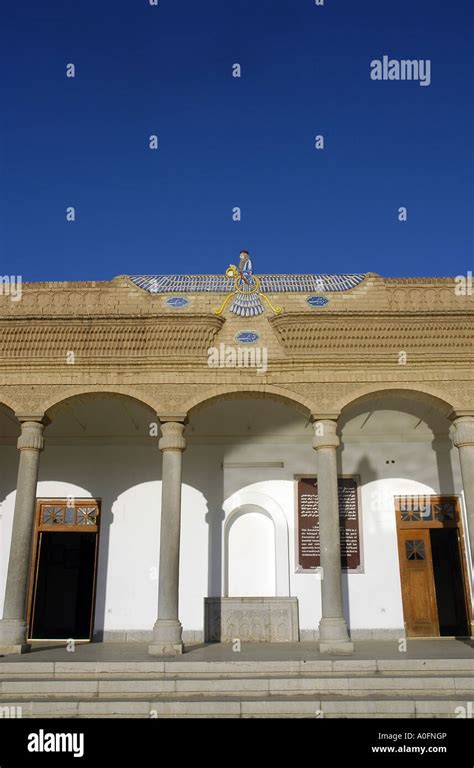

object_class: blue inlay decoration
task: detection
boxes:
[166,296,189,308]
[307,296,329,307]
[235,331,260,344]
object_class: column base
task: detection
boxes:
[0,643,31,655]
[318,617,354,655]
[148,619,183,656]
[0,619,31,655]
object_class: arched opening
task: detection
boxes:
[338,386,454,418]
[188,396,305,643]
[338,391,471,639]
[1,392,160,642]
[184,385,313,421]
[223,489,290,597]
[42,386,159,418]
[226,505,275,597]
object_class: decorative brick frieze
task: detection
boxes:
[0,316,224,362]
[269,312,474,361]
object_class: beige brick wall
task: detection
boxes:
[0,272,472,417]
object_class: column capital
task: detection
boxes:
[452,416,474,448]
[15,412,48,423]
[16,420,46,452]
[158,413,188,424]
[312,418,340,450]
[311,412,341,422]
[159,421,186,452]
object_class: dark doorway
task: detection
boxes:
[430,528,469,636]
[31,532,97,639]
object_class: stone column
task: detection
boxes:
[0,416,46,654]
[149,418,187,656]
[312,418,353,654]
[452,416,474,565]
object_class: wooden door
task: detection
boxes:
[27,499,101,641]
[397,528,439,637]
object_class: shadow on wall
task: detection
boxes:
[185,450,225,599]
[432,437,455,495]
[178,445,225,599]
[336,452,379,632]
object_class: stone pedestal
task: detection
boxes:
[205,597,299,642]
[313,418,353,655]
[149,419,186,656]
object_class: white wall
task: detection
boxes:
[0,429,467,638]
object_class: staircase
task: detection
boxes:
[0,658,472,718]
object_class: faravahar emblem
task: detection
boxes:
[213,250,282,317]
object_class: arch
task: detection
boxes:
[184,384,313,419]
[0,401,20,442]
[0,396,22,415]
[42,386,159,419]
[222,490,290,597]
[338,386,454,418]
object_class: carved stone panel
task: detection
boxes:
[204,597,299,642]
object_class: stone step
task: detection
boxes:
[1,697,471,718]
[0,658,472,678]
[0,675,472,698]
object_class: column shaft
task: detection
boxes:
[149,420,186,656]
[157,449,183,619]
[0,418,45,654]
[317,446,345,620]
[453,416,474,565]
[313,418,353,654]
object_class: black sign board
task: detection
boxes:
[297,476,360,570]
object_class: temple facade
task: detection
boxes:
[0,262,473,655]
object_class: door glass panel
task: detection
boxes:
[433,502,455,522]
[77,506,99,525]
[400,499,432,522]
[405,539,425,560]
[42,506,64,525]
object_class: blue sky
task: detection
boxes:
[2,0,473,280]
